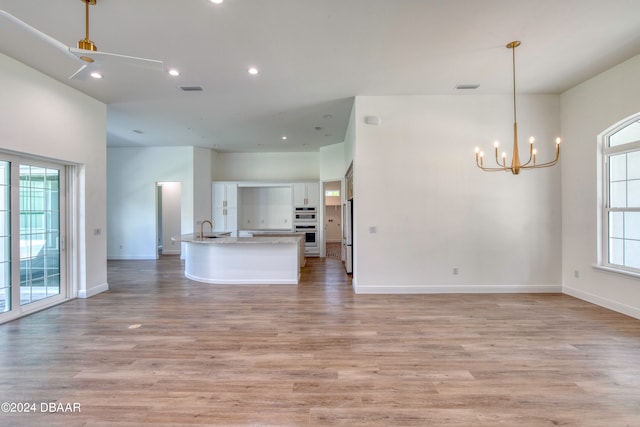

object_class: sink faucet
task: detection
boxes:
[200,220,213,239]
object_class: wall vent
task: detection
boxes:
[456,84,480,90]
[179,86,204,92]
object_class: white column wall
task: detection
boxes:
[0,53,107,297]
[194,146,213,228]
[561,54,640,319]
[352,94,562,293]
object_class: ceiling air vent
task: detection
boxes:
[179,86,204,92]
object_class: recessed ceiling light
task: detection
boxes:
[168,68,180,77]
[248,67,259,75]
[210,0,223,4]
[90,72,103,79]
[282,136,287,141]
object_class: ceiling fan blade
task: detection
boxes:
[0,10,79,62]
[1,9,164,81]
[68,63,91,80]
[68,47,163,71]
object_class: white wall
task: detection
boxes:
[561,54,640,319]
[107,146,195,259]
[0,53,107,298]
[214,152,319,181]
[344,103,356,172]
[194,146,213,227]
[353,94,562,293]
[320,143,345,181]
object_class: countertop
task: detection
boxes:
[177,233,303,245]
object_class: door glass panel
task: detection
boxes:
[0,161,10,313]
[19,165,60,306]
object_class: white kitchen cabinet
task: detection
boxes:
[293,182,319,206]
[238,186,293,230]
[212,183,238,235]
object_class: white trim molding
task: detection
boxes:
[563,285,640,320]
[78,282,109,299]
[107,255,158,260]
[353,284,562,294]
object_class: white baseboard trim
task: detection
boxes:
[563,286,640,320]
[185,272,298,285]
[78,282,109,299]
[353,284,562,294]
[107,255,158,260]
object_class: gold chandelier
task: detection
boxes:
[475,41,561,175]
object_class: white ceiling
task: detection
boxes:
[1,0,640,153]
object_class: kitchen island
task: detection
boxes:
[178,234,304,285]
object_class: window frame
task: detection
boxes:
[600,114,640,277]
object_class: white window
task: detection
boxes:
[601,114,640,275]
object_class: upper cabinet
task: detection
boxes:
[212,183,238,234]
[293,182,319,207]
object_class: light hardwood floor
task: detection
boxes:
[1,256,640,426]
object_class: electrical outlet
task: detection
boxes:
[453,267,459,275]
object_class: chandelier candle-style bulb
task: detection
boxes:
[473,41,562,175]
[474,148,485,167]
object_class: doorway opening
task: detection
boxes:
[156,182,181,257]
[323,180,342,260]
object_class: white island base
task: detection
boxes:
[182,235,303,285]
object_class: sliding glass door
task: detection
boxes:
[20,165,62,305]
[0,156,66,322]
